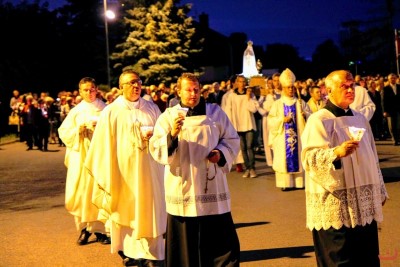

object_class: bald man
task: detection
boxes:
[301,70,388,267]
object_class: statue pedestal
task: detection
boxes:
[249,75,266,97]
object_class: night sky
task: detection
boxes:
[180,0,395,59]
[9,0,400,59]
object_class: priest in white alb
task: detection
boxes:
[85,70,166,267]
[58,77,108,245]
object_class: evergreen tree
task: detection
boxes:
[312,39,346,78]
[112,0,201,85]
[57,0,108,86]
[0,1,66,94]
[120,0,163,9]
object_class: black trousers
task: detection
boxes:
[25,123,38,149]
[165,212,240,267]
[387,112,400,143]
[38,123,50,150]
[312,220,380,267]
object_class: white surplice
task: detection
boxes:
[224,90,258,132]
[58,98,106,231]
[257,94,275,166]
[307,98,325,113]
[349,86,376,121]
[224,91,258,166]
[221,90,244,165]
[85,96,166,260]
[301,109,388,230]
[149,103,240,217]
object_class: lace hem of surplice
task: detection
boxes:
[304,148,384,230]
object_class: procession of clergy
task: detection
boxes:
[58,64,389,267]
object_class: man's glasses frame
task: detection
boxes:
[122,79,142,87]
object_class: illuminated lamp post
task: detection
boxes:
[103,0,115,88]
[349,61,358,76]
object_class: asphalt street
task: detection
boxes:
[0,140,399,267]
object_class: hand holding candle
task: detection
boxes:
[90,115,99,125]
[172,107,188,138]
[140,126,154,141]
[177,107,189,118]
[85,115,99,131]
[348,126,365,141]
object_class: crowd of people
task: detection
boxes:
[5,69,399,266]
[8,72,399,153]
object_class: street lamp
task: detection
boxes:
[349,61,358,76]
[103,0,115,89]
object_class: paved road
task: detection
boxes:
[0,140,399,267]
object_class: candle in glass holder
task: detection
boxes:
[177,107,189,118]
[348,126,365,141]
[348,126,365,165]
[86,115,99,130]
[140,126,154,153]
[140,126,154,139]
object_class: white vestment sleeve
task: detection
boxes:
[349,86,376,121]
[301,99,312,120]
[58,108,81,152]
[150,109,177,166]
[85,108,116,196]
[301,113,341,193]
[213,107,240,173]
[267,100,284,147]
[246,97,259,113]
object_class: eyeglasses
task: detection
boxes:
[340,83,355,91]
[122,79,142,87]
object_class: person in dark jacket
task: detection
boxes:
[382,73,400,145]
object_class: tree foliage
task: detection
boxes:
[264,43,301,71]
[0,1,64,92]
[312,39,345,78]
[1,0,398,98]
[111,0,202,85]
[339,0,400,74]
[263,43,310,79]
[56,0,108,85]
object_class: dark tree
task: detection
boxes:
[228,32,248,75]
[56,0,109,87]
[312,39,346,78]
[263,43,310,79]
[0,1,66,94]
[339,0,400,75]
[111,0,201,85]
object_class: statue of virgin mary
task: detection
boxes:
[242,41,259,78]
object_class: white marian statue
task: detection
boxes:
[242,41,259,78]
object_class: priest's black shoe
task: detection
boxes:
[139,259,164,267]
[77,228,92,245]
[118,250,128,260]
[95,233,111,245]
[123,257,140,266]
[281,187,293,192]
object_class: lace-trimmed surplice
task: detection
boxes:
[301,109,388,231]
